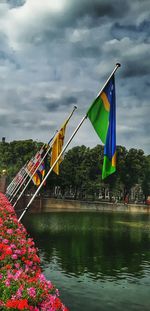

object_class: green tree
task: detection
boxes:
[0,139,149,203]
[60,145,89,199]
[0,140,42,182]
[141,155,150,201]
[119,148,146,198]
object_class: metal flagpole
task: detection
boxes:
[9,139,55,201]
[9,143,50,201]
[8,159,36,200]
[7,158,35,199]
[6,164,27,196]
[9,171,30,202]
[13,140,52,207]
[10,151,47,202]
[7,140,51,198]
[8,168,28,199]
[6,160,29,193]
[18,116,85,222]
[9,151,46,201]
[12,131,60,205]
[18,63,121,222]
[13,106,77,206]
[6,173,21,195]
[6,165,26,193]
[7,138,53,201]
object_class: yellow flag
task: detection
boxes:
[50,120,68,175]
[32,173,41,186]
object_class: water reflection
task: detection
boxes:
[23,212,150,311]
[24,212,150,281]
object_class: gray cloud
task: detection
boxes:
[122,60,150,78]
[6,0,25,8]
[45,95,78,112]
[111,20,150,41]
[0,0,149,153]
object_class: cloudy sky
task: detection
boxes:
[0,0,149,153]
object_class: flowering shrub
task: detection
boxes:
[0,193,68,311]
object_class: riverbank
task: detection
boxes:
[17,196,150,214]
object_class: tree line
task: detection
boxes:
[0,140,149,203]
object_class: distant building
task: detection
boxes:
[2,137,5,143]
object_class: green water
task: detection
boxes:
[23,212,150,311]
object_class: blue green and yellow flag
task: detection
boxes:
[87,75,116,179]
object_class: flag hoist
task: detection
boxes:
[18,63,121,222]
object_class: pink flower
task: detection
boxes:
[14,249,22,255]
[14,270,22,280]
[10,243,16,249]
[27,287,36,298]
[3,239,9,244]
[7,229,13,234]
[16,287,23,298]
[0,193,69,311]
[5,279,10,286]
[11,254,18,260]
[39,274,46,282]
[14,263,20,268]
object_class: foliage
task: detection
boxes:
[59,146,149,201]
[0,140,42,182]
[141,155,150,199]
[0,140,149,201]
[118,148,146,195]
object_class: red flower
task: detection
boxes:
[6,299,18,308]
[18,299,29,310]
[5,264,12,269]
[33,254,40,263]
[0,193,69,311]
[54,297,62,309]
[5,246,12,255]
[6,299,29,310]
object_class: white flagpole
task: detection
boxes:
[6,164,28,196]
[9,143,50,201]
[10,148,48,202]
[13,141,52,207]
[8,168,28,199]
[18,63,121,222]
[6,164,27,191]
[18,116,85,222]
[8,159,37,200]
[9,137,56,201]
[9,171,30,202]
[13,106,77,207]
[7,140,51,198]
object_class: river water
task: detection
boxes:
[23,211,150,311]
